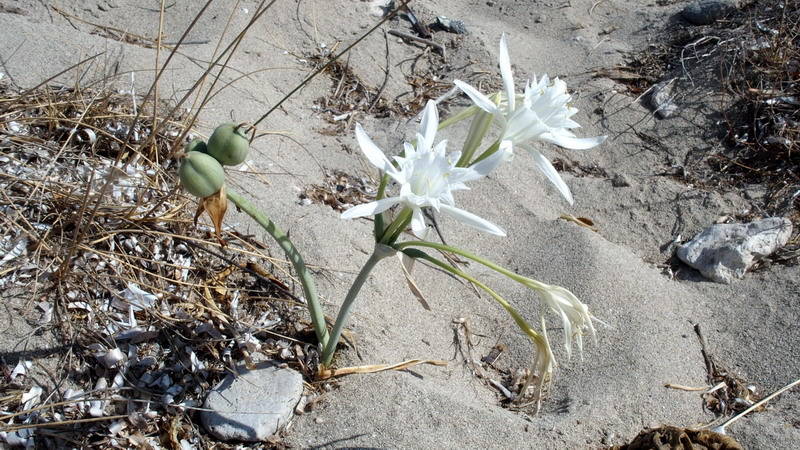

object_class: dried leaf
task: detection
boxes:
[317,359,447,379]
[558,214,599,232]
[397,252,431,311]
[197,184,228,246]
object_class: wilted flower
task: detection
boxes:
[454,34,605,204]
[524,279,597,360]
[342,100,506,237]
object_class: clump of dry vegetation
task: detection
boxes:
[716,1,799,211]
[611,0,799,265]
[0,73,312,448]
[309,52,455,135]
[299,169,377,212]
[711,0,799,264]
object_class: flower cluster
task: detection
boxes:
[455,34,605,204]
[341,100,506,238]
[338,35,605,406]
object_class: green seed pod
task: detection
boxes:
[179,151,225,198]
[207,123,250,166]
[185,138,207,154]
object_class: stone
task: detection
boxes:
[201,362,303,442]
[677,217,793,284]
[650,79,678,119]
[436,16,467,34]
[681,0,740,26]
[611,173,631,188]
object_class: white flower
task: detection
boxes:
[525,279,597,361]
[454,34,606,204]
[342,100,506,237]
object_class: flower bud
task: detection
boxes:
[207,123,250,166]
[179,151,225,198]
[185,138,207,154]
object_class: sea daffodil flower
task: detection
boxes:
[525,279,597,361]
[341,100,506,237]
[454,34,606,204]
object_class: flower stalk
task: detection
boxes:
[401,247,554,409]
[226,188,329,351]
[321,243,396,366]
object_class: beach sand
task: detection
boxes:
[0,0,797,448]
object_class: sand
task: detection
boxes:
[0,0,797,448]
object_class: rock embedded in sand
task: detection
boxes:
[650,79,678,119]
[677,217,793,284]
[201,362,303,442]
[611,173,632,188]
[436,16,467,34]
[681,0,741,26]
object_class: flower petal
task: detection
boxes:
[439,204,506,236]
[410,209,429,237]
[418,100,439,146]
[499,34,516,113]
[456,143,506,183]
[539,132,606,150]
[341,197,401,219]
[504,107,549,143]
[355,124,396,173]
[454,80,503,117]
[523,146,574,205]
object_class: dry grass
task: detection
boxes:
[0,74,316,448]
[0,1,329,446]
[607,0,799,265]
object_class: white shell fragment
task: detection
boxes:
[11,360,32,379]
[116,283,157,311]
[0,235,28,266]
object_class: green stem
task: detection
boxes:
[373,174,389,241]
[404,249,544,344]
[379,207,413,245]
[321,243,396,366]
[227,188,329,349]
[395,240,529,285]
[456,110,494,167]
[437,105,479,131]
[470,139,502,165]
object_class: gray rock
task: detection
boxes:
[650,79,678,119]
[611,173,631,187]
[436,16,467,34]
[201,362,303,442]
[677,217,793,284]
[682,0,740,26]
